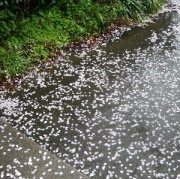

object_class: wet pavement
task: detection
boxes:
[0,120,90,179]
[1,0,180,179]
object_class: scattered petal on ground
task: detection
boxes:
[0,2,180,179]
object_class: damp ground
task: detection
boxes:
[0,1,180,178]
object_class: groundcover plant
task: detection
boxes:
[0,0,164,78]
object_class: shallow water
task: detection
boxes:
[1,1,180,179]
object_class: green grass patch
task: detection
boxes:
[0,0,165,77]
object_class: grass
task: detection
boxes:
[0,0,165,78]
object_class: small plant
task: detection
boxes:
[29,44,49,63]
[0,48,29,77]
[0,10,17,41]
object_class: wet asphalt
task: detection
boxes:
[0,1,180,179]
